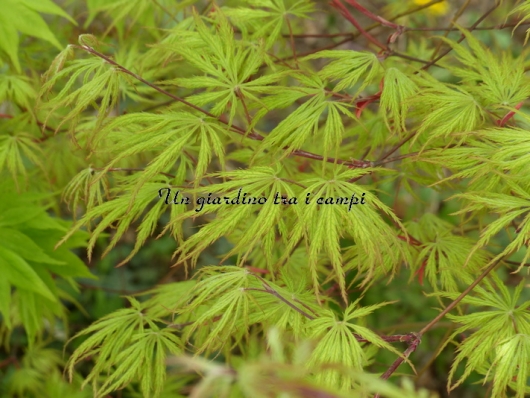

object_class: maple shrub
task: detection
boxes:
[2,0,530,397]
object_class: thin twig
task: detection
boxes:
[418,257,504,336]
[429,0,472,60]
[377,131,417,163]
[373,151,419,166]
[419,4,500,71]
[77,44,373,169]
[375,256,505,386]
[152,0,179,23]
[404,21,530,32]
[330,0,388,51]
[78,44,263,139]
[377,334,421,387]
[388,51,438,66]
[343,0,401,30]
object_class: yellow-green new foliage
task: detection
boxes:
[2,0,530,397]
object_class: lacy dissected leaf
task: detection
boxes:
[343,113,388,160]
[417,138,500,189]
[40,41,155,146]
[67,297,181,398]
[94,111,227,190]
[285,167,405,300]
[472,128,530,185]
[63,167,111,217]
[0,132,43,186]
[343,237,413,289]
[416,127,530,196]
[98,328,182,398]
[39,57,124,139]
[487,333,530,398]
[142,20,206,69]
[174,266,323,356]
[440,276,530,396]
[302,50,383,94]
[248,274,324,339]
[223,0,315,50]
[224,215,284,270]
[142,280,198,319]
[406,214,491,291]
[439,26,530,110]
[450,187,530,270]
[380,67,418,134]
[411,81,485,148]
[177,267,262,355]
[169,166,298,268]
[159,10,287,128]
[42,45,75,82]
[511,1,530,45]
[256,74,356,159]
[85,0,177,38]
[57,176,172,264]
[305,301,400,391]
[66,297,149,376]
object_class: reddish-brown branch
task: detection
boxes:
[388,50,437,66]
[78,44,260,138]
[377,131,417,163]
[373,151,419,166]
[330,0,388,51]
[77,45,372,169]
[343,0,401,30]
[277,5,526,38]
[375,257,503,386]
[397,234,422,247]
[375,334,421,397]
[277,0,448,65]
[342,0,405,45]
[418,258,503,336]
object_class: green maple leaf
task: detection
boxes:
[0,0,76,72]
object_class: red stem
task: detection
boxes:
[330,0,388,51]
[497,101,524,127]
[343,0,401,30]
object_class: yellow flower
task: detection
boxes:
[413,0,449,15]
